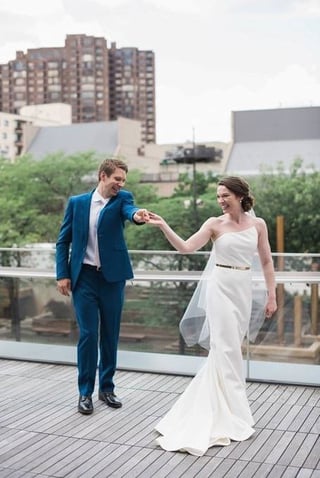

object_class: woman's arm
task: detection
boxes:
[256,218,277,318]
[147,213,214,253]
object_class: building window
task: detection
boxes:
[81,91,94,99]
[14,61,25,71]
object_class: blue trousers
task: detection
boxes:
[72,266,125,396]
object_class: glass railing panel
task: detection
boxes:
[0,275,77,346]
[120,279,207,356]
[247,279,319,367]
[0,248,319,385]
[0,246,56,270]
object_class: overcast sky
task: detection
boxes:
[0,0,319,144]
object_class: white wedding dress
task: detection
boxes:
[155,227,258,456]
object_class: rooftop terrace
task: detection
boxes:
[1,359,319,478]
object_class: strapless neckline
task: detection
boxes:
[215,226,256,243]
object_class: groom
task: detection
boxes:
[56,158,148,414]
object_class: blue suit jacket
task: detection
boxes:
[56,189,140,288]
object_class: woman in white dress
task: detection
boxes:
[147,176,277,456]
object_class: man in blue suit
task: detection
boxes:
[56,159,148,414]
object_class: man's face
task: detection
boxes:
[100,167,127,197]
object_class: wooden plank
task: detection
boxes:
[195,457,227,478]
[264,464,291,477]
[303,436,320,469]
[299,408,320,434]
[121,449,165,478]
[310,470,320,478]
[22,436,77,474]
[263,431,296,464]
[237,461,262,477]
[65,443,131,478]
[135,448,180,478]
[223,459,249,477]
[287,405,315,432]
[239,428,275,462]
[160,453,211,478]
[281,467,308,478]
[0,358,319,478]
[277,432,309,466]
[110,447,155,478]
[277,405,305,430]
[44,440,111,477]
[289,434,319,468]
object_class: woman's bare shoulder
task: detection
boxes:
[202,215,224,228]
[251,216,268,236]
[252,216,266,226]
[201,215,225,238]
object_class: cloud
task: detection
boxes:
[293,0,320,16]
[156,62,320,143]
[0,0,319,144]
[0,0,64,16]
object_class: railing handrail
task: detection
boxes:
[0,266,319,283]
[0,247,320,257]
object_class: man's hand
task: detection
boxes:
[133,209,150,223]
[57,278,71,297]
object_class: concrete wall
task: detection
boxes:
[20,103,72,126]
[232,106,320,142]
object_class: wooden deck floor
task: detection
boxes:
[0,359,319,478]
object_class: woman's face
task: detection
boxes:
[217,185,241,214]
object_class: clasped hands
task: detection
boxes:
[133,209,163,225]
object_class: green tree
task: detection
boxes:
[0,152,99,246]
[126,195,219,253]
[124,169,159,204]
[0,152,99,340]
[173,170,216,197]
[249,159,320,253]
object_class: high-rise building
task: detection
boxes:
[0,34,156,143]
[108,42,156,144]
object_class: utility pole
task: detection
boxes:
[192,127,200,228]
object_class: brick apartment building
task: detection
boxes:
[0,34,156,143]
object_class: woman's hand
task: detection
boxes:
[147,212,165,227]
[265,295,277,319]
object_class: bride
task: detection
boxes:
[147,176,277,456]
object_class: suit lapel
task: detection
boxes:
[97,195,117,227]
[81,191,94,231]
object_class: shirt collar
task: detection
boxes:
[93,189,109,205]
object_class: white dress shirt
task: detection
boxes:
[83,189,110,267]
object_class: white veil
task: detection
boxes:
[179,212,267,350]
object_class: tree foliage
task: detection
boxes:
[124,169,159,204]
[126,160,319,254]
[173,170,217,197]
[248,159,320,253]
[0,152,99,246]
[0,154,318,254]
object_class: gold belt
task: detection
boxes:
[216,263,250,271]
